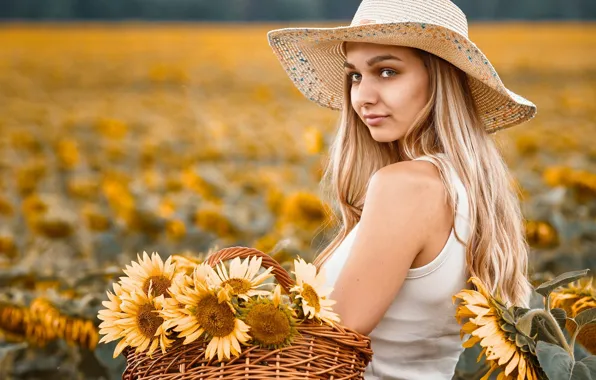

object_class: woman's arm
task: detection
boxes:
[329,160,448,336]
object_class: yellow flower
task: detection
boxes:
[167,264,251,361]
[280,192,330,230]
[160,273,195,331]
[453,277,540,380]
[524,220,559,249]
[166,219,186,241]
[170,253,203,275]
[120,252,178,298]
[0,234,18,259]
[115,290,172,358]
[98,283,125,348]
[290,258,339,325]
[194,209,236,238]
[550,277,596,354]
[240,284,297,349]
[208,256,274,301]
[0,196,15,216]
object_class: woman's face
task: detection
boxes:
[344,42,430,143]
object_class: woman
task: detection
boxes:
[267,0,537,378]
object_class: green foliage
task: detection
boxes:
[528,270,596,379]
[535,269,590,300]
[575,309,596,330]
[536,341,596,380]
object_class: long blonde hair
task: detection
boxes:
[313,48,532,308]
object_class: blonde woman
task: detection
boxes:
[268,0,537,378]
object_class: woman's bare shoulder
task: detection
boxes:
[369,159,446,198]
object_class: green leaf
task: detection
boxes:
[515,333,531,349]
[516,309,539,337]
[570,355,596,380]
[575,356,596,379]
[535,269,591,298]
[534,315,561,345]
[536,341,574,379]
[514,306,531,319]
[575,309,596,331]
[501,322,517,333]
[552,308,568,331]
[570,360,593,380]
[502,309,515,325]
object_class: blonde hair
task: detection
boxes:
[313,47,532,308]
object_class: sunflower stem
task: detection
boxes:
[568,324,580,355]
[540,310,574,359]
[519,309,573,358]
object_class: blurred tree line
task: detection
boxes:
[0,0,594,21]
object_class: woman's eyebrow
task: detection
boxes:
[343,54,403,69]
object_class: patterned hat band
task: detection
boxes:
[267,0,537,133]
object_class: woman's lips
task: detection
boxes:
[364,115,387,126]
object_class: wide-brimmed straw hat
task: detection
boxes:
[267,0,537,133]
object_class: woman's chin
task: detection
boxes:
[369,129,403,143]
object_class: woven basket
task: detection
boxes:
[122,247,373,379]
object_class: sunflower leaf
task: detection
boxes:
[515,332,531,349]
[516,309,549,339]
[552,308,568,331]
[535,316,562,345]
[575,309,596,332]
[572,356,596,380]
[514,306,531,319]
[535,269,591,299]
[570,360,594,380]
[500,322,516,333]
[536,341,574,379]
[502,309,515,325]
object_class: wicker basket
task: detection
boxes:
[121,247,373,379]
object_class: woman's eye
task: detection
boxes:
[380,69,397,77]
[348,72,361,82]
[348,69,396,83]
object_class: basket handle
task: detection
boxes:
[205,246,295,294]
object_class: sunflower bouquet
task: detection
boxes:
[453,269,596,380]
[97,247,372,379]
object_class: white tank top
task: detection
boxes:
[322,154,471,380]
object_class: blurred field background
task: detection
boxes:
[0,6,595,379]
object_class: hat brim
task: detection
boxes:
[267,21,536,133]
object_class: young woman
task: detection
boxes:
[268,0,537,378]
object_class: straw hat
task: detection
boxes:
[267,0,537,133]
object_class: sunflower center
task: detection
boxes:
[196,294,236,337]
[136,303,164,338]
[245,303,291,346]
[221,278,252,295]
[142,275,172,298]
[302,283,320,312]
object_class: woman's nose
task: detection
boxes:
[352,77,379,108]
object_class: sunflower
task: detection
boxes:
[240,284,297,349]
[160,273,195,331]
[168,263,251,361]
[208,256,274,301]
[550,277,596,354]
[453,277,541,380]
[120,251,178,298]
[290,257,339,325]
[98,282,125,350]
[114,290,173,358]
[170,253,203,275]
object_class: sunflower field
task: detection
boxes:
[0,22,595,379]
